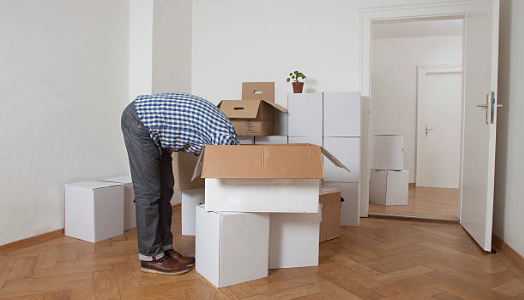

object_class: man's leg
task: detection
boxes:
[159,149,174,251]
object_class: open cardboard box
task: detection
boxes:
[172,151,205,190]
[191,144,349,213]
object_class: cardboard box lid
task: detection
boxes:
[242,82,275,102]
[218,99,287,119]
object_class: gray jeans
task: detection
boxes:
[121,102,174,261]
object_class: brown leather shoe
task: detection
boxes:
[140,255,189,275]
[164,249,195,267]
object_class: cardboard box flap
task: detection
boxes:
[320,147,351,173]
[218,100,261,119]
[201,144,324,179]
[242,82,275,102]
[261,100,288,113]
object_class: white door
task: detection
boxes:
[461,0,500,252]
[416,66,462,188]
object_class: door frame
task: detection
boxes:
[415,65,463,188]
[360,2,470,218]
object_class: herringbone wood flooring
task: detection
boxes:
[1,207,523,300]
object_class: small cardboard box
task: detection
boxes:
[181,189,205,236]
[199,144,349,213]
[269,207,320,269]
[218,99,287,136]
[319,186,341,243]
[172,151,205,190]
[242,82,275,102]
[65,181,124,243]
[102,176,135,231]
[370,169,408,206]
[195,205,269,288]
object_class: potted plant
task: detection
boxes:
[286,70,306,93]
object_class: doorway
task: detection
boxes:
[367,17,464,220]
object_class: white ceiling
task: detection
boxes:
[373,17,463,39]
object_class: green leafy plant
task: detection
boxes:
[286,70,306,83]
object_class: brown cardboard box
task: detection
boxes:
[319,186,341,243]
[242,82,275,102]
[218,99,287,136]
[172,152,205,190]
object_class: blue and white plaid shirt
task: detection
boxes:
[134,93,238,154]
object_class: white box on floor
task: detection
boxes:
[370,169,409,206]
[323,137,360,183]
[288,136,323,147]
[373,135,404,170]
[287,93,323,137]
[65,181,124,243]
[237,136,255,145]
[269,208,320,269]
[195,205,270,288]
[181,189,205,236]
[102,176,135,231]
[323,92,361,137]
[324,182,359,226]
[254,135,288,144]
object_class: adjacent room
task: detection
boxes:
[1,0,523,299]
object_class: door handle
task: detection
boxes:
[477,92,502,124]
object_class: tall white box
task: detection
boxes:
[237,136,255,145]
[195,205,269,288]
[370,169,409,206]
[324,182,359,226]
[254,135,288,144]
[323,137,360,183]
[181,189,205,236]
[269,209,320,269]
[287,93,323,137]
[65,181,124,243]
[323,92,361,137]
[288,136,323,147]
[373,135,403,170]
[102,176,135,231]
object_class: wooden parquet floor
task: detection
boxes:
[1,207,523,300]
[369,186,460,220]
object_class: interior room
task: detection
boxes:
[1,0,524,299]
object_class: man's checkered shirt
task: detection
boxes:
[134,93,239,154]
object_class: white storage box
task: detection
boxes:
[254,135,288,144]
[373,135,404,170]
[288,136,323,147]
[324,181,359,226]
[102,176,135,231]
[269,208,320,269]
[287,93,323,137]
[181,189,205,236]
[323,137,360,183]
[65,181,124,243]
[237,136,255,145]
[323,92,361,137]
[195,205,269,288]
[370,169,409,206]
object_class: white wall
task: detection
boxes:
[0,0,129,246]
[371,34,463,182]
[494,0,524,258]
[129,0,154,99]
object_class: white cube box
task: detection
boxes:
[254,135,288,144]
[181,189,205,236]
[65,181,124,243]
[204,178,320,213]
[269,208,320,269]
[195,205,269,288]
[287,93,323,137]
[237,136,255,145]
[288,136,323,147]
[103,176,135,231]
[324,181,359,226]
[323,137,360,183]
[370,169,409,206]
[323,92,361,137]
[373,135,404,170]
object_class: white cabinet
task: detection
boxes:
[254,135,288,144]
[287,93,323,137]
[323,137,360,183]
[287,136,323,147]
[323,92,361,137]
